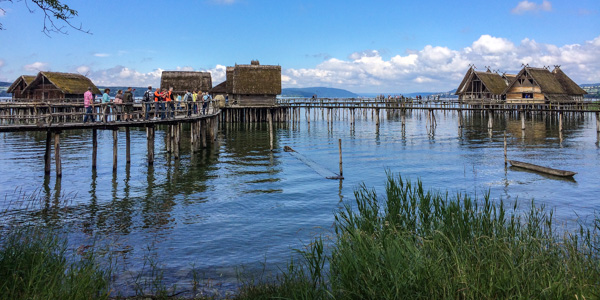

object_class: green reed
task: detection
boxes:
[238,173,600,299]
[0,226,110,300]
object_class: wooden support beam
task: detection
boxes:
[268,109,274,151]
[147,126,154,165]
[113,129,118,172]
[92,129,97,169]
[45,130,51,174]
[126,127,131,164]
[54,131,62,177]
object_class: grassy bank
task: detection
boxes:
[238,173,600,299]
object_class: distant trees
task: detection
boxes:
[0,0,89,35]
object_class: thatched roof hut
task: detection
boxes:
[7,75,36,99]
[230,63,281,95]
[455,67,513,102]
[502,66,586,103]
[22,72,101,100]
[160,71,212,94]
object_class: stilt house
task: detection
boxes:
[21,72,101,100]
[224,60,281,106]
[503,66,586,104]
[455,67,513,104]
[160,71,212,95]
[7,75,36,99]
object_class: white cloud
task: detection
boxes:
[0,59,4,68]
[76,65,90,75]
[472,35,515,54]
[281,34,600,92]
[85,65,225,88]
[23,62,49,72]
[94,53,110,57]
[511,0,552,14]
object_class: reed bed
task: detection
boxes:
[238,173,600,299]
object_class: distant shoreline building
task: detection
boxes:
[456,65,586,105]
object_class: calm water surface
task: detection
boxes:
[1,108,599,295]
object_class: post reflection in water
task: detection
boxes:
[0,109,598,295]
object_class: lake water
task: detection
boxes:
[1,108,599,296]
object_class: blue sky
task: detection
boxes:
[0,0,599,93]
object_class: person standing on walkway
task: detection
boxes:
[202,92,208,115]
[143,86,153,120]
[83,87,94,123]
[167,87,175,118]
[154,88,163,120]
[102,88,111,122]
[123,87,134,121]
[114,90,123,121]
[192,90,198,115]
[183,90,192,117]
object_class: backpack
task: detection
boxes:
[143,90,151,102]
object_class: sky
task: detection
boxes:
[0,0,599,93]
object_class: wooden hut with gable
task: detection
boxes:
[225,60,281,106]
[22,72,101,100]
[455,67,513,104]
[7,75,37,99]
[160,71,212,95]
[502,66,586,104]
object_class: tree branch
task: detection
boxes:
[0,0,91,35]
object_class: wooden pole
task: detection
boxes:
[521,111,526,131]
[201,119,207,148]
[147,126,154,165]
[268,109,274,151]
[54,131,61,177]
[504,130,507,166]
[125,127,131,164]
[44,130,51,174]
[174,123,180,160]
[558,111,563,132]
[487,110,493,129]
[113,129,118,172]
[338,139,343,177]
[92,129,97,169]
[596,112,600,132]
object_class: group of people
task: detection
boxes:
[143,86,213,120]
[83,86,135,123]
[83,86,215,123]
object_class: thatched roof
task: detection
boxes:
[477,72,509,95]
[23,72,101,94]
[160,71,212,94]
[230,63,281,95]
[225,67,234,94]
[210,81,227,94]
[455,68,510,95]
[502,67,585,96]
[7,75,36,93]
[552,67,587,95]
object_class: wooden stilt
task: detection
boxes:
[174,123,180,160]
[54,131,61,177]
[504,130,507,166]
[521,112,526,131]
[268,109,274,151]
[45,130,51,174]
[338,139,343,177]
[92,129,97,169]
[559,111,563,132]
[201,120,207,148]
[488,110,493,129]
[113,129,118,172]
[147,126,154,165]
[125,127,131,164]
[596,112,600,132]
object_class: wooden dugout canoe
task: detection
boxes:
[508,160,576,177]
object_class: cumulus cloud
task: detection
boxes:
[282,34,600,92]
[94,53,110,57]
[511,0,552,14]
[76,65,90,75]
[24,62,49,72]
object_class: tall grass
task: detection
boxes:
[238,173,600,299]
[0,226,110,300]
